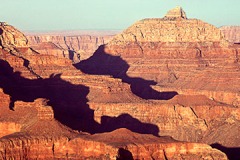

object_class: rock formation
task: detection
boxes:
[0,22,28,48]
[0,128,227,159]
[78,6,240,106]
[75,6,240,159]
[164,6,187,19]
[0,59,227,159]
[89,96,240,145]
[27,34,115,62]
[220,26,240,43]
[1,6,239,159]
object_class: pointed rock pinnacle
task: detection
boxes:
[164,6,187,19]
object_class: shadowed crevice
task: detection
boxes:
[116,148,134,160]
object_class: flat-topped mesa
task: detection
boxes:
[80,6,240,106]
[164,6,187,19]
[107,6,228,47]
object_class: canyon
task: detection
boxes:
[26,31,116,63]
[0,6,240,160]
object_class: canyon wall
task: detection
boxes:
[77,7,240,107]
[74,7,240,159]
[0,128,227,160]
[220,26,240,43]
[27,34,115,62]
[89,98,240,146]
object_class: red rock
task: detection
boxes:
[220,26,240,43]
[0,7,238,159]
[0,22,28,48]
[0,129,227,159]
[89,95,240,145]
[85,6,240,106]
[27,34,114,61]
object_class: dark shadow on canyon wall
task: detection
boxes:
[74,45,178,100]
[0,28,3,35]
[116,148,134,160]
[68,50,75,61]
[0,59,96,132]
[211,143,240,160]
[0,59,160,136]
[100,114,159,137]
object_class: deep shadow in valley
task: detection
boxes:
[116,148,134,160]
[0,59,94,132]
[211,143,240,160]
[74,45,178,100]
[0,59,159,136]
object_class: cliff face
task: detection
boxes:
[74,7,240,158]
[78,6,240,107]
[220,26,240,43]
[0,128,227,160]
[27,34,114,62]
[0,88,227,159]
[0,22,28,48]
[89,98,240,146]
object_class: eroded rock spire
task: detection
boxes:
[164,6,187,19]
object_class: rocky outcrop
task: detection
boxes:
[164,6,187,19]
[0,98,72,138]
[0,22,28,48]
[220,26,240,43]
[0,128,227,160]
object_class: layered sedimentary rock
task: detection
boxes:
[220,26,240,43]
[0,82,227,159]
[89,95,240,146]
[0,7,238,159]
[0,89,227,159]
[165,6,187,19]
[0,20,141,133]
[0,128,227,160]
[75,7,240,159]
[27,34,115,62]
[78,6,240,106]
[0,22,28,48]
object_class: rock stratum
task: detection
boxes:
[78,6,240,107]
[26,33,115,63]
[0,6,239,159]
[220,26,240,44]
